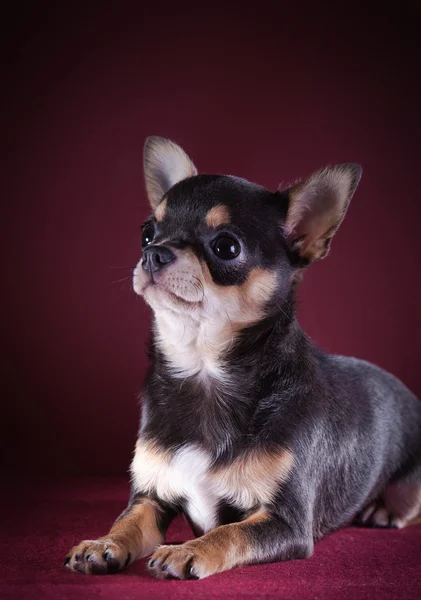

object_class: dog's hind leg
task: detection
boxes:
[382,479,421,528]
[355,466,421,529]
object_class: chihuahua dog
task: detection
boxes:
[65,137,421,579]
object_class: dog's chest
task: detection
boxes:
[131,443,227,533]
[130,439,294,534]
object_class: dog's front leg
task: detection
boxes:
[64,495,174,574]
[148,509,313,580]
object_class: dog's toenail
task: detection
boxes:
[106,558,121,574]
[188,564,198,579]
[103,550,110,561]
[63,556,70,566]
[74,554,80,561]
[124,553,131,568]
[85,554,92,561]
[149,559,156,567]
[161,563,168,571]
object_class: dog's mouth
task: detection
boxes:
[133,251,205,311]
[141,280,203,310]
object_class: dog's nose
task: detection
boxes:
[142,245,176,273]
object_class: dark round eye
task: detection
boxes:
[212,236,241,260]
[142,225,155,247]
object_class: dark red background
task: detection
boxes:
[3,2,421,477]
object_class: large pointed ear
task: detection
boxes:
[283,163,362,263]
[143,136,198,209]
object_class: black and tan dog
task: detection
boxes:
[65,137,421,579]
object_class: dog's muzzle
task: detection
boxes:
[142,245,176,273]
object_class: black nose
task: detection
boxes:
[142,245,176,273]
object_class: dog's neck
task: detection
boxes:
[143,301,313,456]
[151,289,299,389]
[144,306,312,456]
[152,304,292,386]
[152,309,241,386]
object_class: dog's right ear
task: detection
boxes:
[143,136,198,209]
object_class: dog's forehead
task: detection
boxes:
[155,175,272,232]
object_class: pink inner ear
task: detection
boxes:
[286,183,345,241]
[282,164,361,262]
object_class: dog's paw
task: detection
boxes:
[64,539,132,574]
[354,503,402,529]
[148,542,218,580]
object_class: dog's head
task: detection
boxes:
[133,137,361,364]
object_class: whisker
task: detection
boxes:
[109,265,137,270]
[190,282,204,299]
[255,282,293,317]
[192,276,204,292]
[111,276,132,284]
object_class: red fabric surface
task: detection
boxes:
[2,478,420,600]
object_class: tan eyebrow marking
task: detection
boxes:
[205,205,231,228]
[155,198,168,222]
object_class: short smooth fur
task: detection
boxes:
[65,136,421,579]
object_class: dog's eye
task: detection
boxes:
[212,235,241,260]
[142,225,155,247]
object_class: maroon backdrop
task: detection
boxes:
[3,3,421,476]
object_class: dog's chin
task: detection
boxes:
[142,282,202,314]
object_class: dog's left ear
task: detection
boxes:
[143,136,198,209]
[283,163,362,263]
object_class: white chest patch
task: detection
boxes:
[131,442,218,533]
[130,439,294,534]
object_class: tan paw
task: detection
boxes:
[148,541,223,580]
[64,539,132,574]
